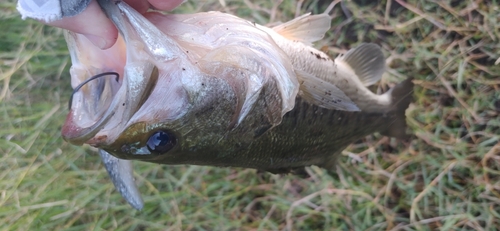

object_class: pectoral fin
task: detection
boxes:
[296,69,360,111]
[272,13,331,46]
[337,43,386,86]
[99,149,144,210]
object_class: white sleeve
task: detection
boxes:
[17,0,91,22]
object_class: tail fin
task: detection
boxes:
[380,77,414,139]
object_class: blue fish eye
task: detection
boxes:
[147,130,176,154]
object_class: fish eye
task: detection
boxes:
[146,130,177,154]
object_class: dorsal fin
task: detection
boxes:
[337,43,386,86]
[295,69,360,111]
[272,13,331,46]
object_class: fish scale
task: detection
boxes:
[227,97,400,172]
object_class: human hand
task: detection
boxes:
[17,0,185,49]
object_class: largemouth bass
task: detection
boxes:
[62,0,413,209]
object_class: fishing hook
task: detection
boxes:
[68,72,120,110]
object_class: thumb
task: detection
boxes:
[47,0,118,49]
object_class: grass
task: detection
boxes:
[1,0,499,230]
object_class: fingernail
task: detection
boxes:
[84,34,108,49]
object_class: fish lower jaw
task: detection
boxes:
[61,108,112,145]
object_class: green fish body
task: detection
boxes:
[62,0,413,209]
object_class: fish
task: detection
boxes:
[61,0,413,210]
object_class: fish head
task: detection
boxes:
[62,1,299,164]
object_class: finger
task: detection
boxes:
[47,0,118,49]
[148,0,185,11]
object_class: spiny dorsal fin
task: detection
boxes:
[295,69,360,111]
[272,13,331,46]
[338,43,386,86]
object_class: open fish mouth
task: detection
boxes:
[61,14,159,146]
[62,70,123,146]
[61,31,124,145]
[61,56,158,148]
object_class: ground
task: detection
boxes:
[1,0,499,230]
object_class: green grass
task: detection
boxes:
[1,0,499,230]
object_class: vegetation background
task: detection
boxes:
[1,0,499,230]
